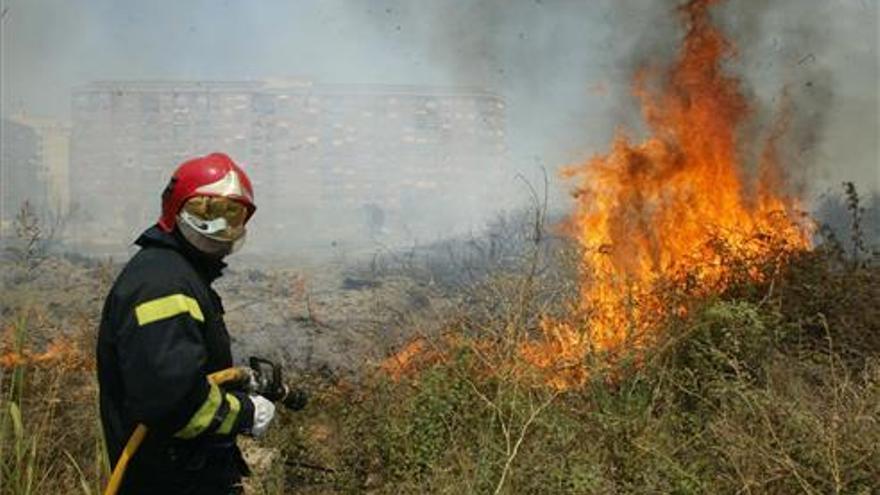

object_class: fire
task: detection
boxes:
[521,0,811,389]
[1,325,92,372]
[379,338,430,381]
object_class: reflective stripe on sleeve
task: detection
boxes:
[216,393,242,435]
[135,294,205,326]
[174,382,222,439]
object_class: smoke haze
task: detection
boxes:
[2,0,877,235]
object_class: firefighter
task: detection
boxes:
[97,153,274,494]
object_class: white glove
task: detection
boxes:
[248,395,276,438]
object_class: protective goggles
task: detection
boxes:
[178,195,248,242]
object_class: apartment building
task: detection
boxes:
[0,115,70,238]
[70,80,508,252]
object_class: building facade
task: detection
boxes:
[70,80,509,253]
[0,116,69,238]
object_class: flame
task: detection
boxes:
[379,334,480,382]
[379,338,431,381]
[1,325,92,372]
[521,0,811,389]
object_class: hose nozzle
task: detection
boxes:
[248,356,308,410]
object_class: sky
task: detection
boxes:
[2,0,878,204]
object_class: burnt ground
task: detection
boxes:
[1,209,552,381]
[0,249,456,381]
[217,259,455,379]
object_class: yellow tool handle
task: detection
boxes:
[103,366,251,495]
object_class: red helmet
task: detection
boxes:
[158,153,256,232]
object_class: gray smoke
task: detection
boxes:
[344,0,876,205]
[2,0,877,212]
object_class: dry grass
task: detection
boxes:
[263,252,878,494]
[1,192,878,494]
[0,310,104,495]
[260,192,879,494]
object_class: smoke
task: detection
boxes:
[707,0,829,199]
[701,1,873,197]
[2,0,877,224]
[345,0,876,204]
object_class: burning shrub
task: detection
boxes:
[521,0,813,389]
[284,257,877,493]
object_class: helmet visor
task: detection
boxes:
[179,195,248,242]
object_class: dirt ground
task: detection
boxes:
[0,248,449,381]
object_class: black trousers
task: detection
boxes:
[119,441,248,495]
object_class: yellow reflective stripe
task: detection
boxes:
[174,383,222,439]
[216,393,241,435]
[135,294,204,326]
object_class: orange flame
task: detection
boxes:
[521,0,811,389]
[379,333,479,382]
[379,338,430,381]
[1,325,92,372]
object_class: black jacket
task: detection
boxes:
[97,226,254,494]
